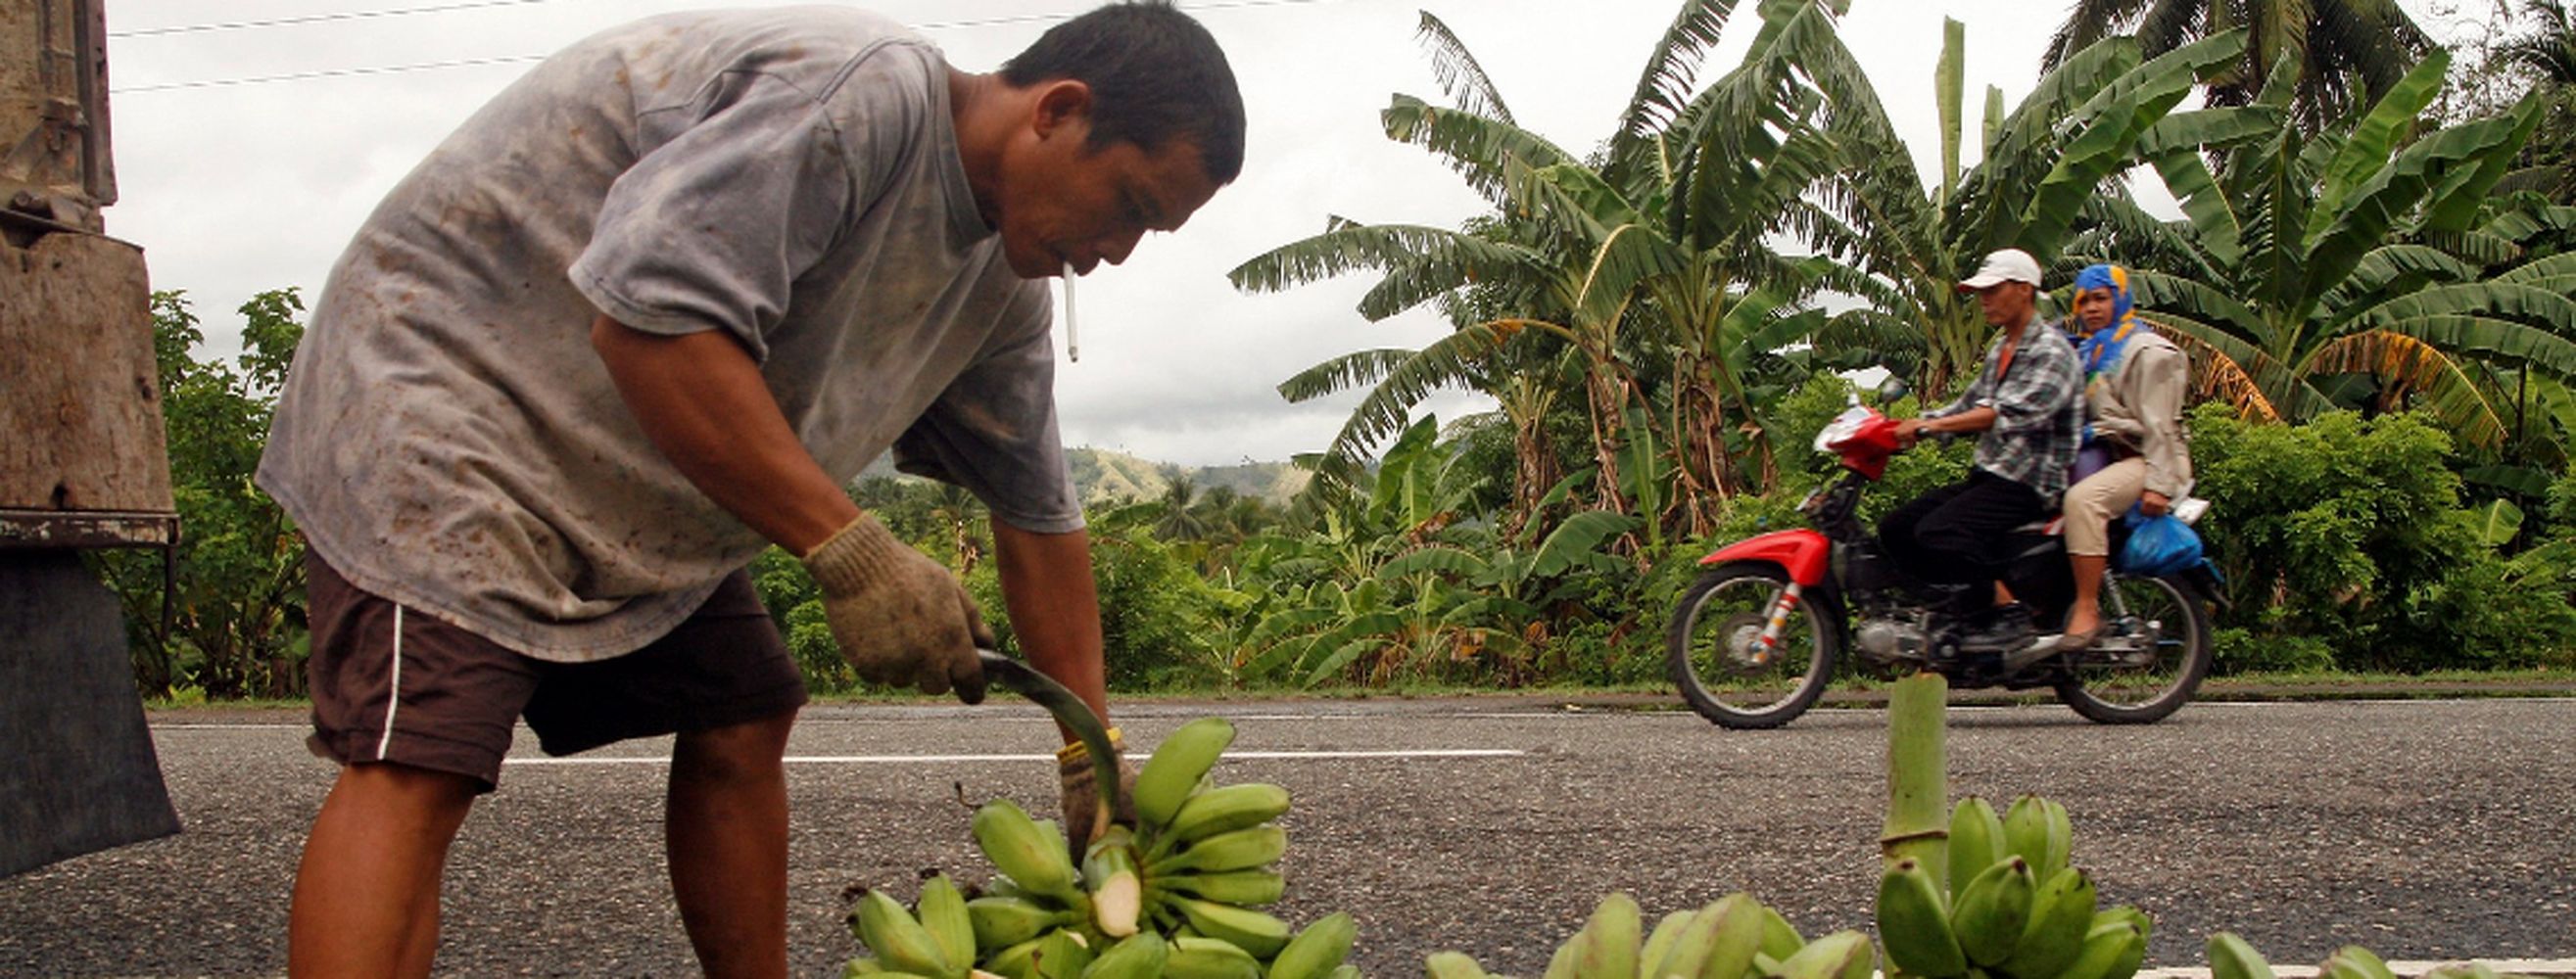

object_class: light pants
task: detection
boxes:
[2064,456,2148,557]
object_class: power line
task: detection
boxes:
[120,54,547,93]
[113,0,1341,95]
[113,0,551,38]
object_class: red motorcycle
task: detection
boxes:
[1665,400,2217,728]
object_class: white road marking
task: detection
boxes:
[2135,962,2576,979]
[504,748,1525,767]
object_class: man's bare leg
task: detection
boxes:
[667,709,798,979]
[290,762,480,979]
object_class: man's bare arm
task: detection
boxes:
[992,522,1108,725]
[589,315,859,555]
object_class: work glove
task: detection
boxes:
[801,514,989,703]
[1057,728,1138,856]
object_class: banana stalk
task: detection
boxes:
[1883,674,1951,890]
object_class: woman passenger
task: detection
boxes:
[2058,264,2192,649]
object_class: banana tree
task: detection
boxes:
[1792,20,2248,399]
[2091,53,2576,447]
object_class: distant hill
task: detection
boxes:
[859,447,1308,507]
[1065,447,1308,507]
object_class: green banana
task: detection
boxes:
[845,957,883,977]
[1950,858,2035,967]
[1947,798,2007,904]
[1545,934,1588,979]
[1164,935,1264,979]
[1169,896,1293,958]
[1148,825,1289,875]
[1877,858,1967,978]
[853,890,961,979]
[1426,951,1494,979]
[1079,932,1168,979]
[975,800,1082,903]
[2041,800,2075,879]
[1571,893,1642,979]
[1640,909,1697,979]
[1083,827,1145,938]
[2056,919,2145,979]
[1134,718,1237,830]
[1156,868,1287,907]
[1271,912,1360,979]
[1998,867,2095,979]
[916,875,974,968]
[981,937,1047,979]
[2207,932,2276,979]
[1775,931,1875,979]
[1327,966,1361,979]
[1756,906,1805,965]
[968,897,1075,952]
[1647,894,1763,979]
[1034,929,1097,979]
[2000,798,2068,882]
[2092,907,2151,944]
[2322,946,2401,979]
[1157,782,1293,849]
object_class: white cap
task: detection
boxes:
[1955,248,2043,292]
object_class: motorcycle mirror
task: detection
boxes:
[1873,375,1911,404]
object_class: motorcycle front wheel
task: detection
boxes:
[2053,573,2213,723]
[1667,563,1840,729]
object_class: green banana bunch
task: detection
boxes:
[1876,858,1966,978]
[1950,857,2035,967]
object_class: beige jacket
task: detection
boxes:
[2083,329,2194,498]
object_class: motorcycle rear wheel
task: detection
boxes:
[2053,574,2213,723]
[1667,563,1839,729]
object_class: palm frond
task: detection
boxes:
[1413,12,1515,124]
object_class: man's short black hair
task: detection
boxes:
[1002,1,1246,185]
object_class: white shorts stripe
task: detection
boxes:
[376,605,405,760]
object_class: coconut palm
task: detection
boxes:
[2042,0,2435,131]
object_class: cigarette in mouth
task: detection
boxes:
[1063,261,1079,362]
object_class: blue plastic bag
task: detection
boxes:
[2118,507,2203,577]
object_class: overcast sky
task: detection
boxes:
[99,0,2491,467]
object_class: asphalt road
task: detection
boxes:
[2,696,2570,978]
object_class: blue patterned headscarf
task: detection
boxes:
[2074,263,2142,382]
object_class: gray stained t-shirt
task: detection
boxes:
[257,8,1080,662]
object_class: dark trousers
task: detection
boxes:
[1878,470,2047,605]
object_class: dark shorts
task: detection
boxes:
[303,551,808,791]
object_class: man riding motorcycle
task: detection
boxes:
[1878,249,2084,650]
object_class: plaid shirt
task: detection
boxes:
[1926,315,2083,496]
